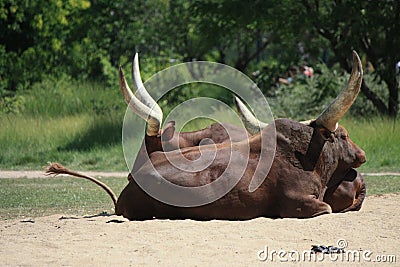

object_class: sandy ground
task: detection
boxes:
[1,194,399,266]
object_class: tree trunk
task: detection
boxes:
[387,75,399,118]
[360,80,388,115]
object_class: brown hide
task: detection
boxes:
[324,169,366,212]
[116,118,366,220]
[130,121,249,176]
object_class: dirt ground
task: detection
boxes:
[1,194,399,266]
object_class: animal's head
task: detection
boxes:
[236,51,366,171]
[312,51,366,170]
[318,124,366,189]
[325,125,366,169]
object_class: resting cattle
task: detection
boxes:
[234,94,366,213]
[118,54,249,176]
[123,53,355,209]
[47,51,366,220]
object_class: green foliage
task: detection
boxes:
[0,70,398,171]
[0,0,92,90]
[158,83,235,116]
[0,95,25,114]
[18,75,122,117]
[1,0,399,116]
[266,63,386,120]
[0,76,127,171]
[350,72,390,117]
[292,0,400,116]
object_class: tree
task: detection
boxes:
[191,0,400,117]
[0,0,91,92]
[191,0,275,71]
[298,0,400,117]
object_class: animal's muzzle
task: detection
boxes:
[353,150,366,168]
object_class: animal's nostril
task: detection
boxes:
[357,152,366,163]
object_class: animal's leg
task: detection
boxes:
[324,183,354,212]
[341,176,366,212]
[280,195,332,218]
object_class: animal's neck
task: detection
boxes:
[145,135,162,154]
[295,127,327,171]
[315,138,342,188]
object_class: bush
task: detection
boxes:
[265,63,387,120]
[0,75,123,118]
[0,95,25,115]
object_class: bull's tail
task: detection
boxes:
[45,162,118,208]
[341,175,366,212]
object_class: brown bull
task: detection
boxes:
[234,93,367,213]
[121,54,365,213]
[118,54,249,175]
[47,51,366,220]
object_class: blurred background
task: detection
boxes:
[0,0,399,171]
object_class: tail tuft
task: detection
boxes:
[45,162,70,176]
[44,162,118,208]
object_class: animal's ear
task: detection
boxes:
[161,121,175,141]
[318,127,335,143]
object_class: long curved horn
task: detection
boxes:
[235,96,314,134]
[234,96,268,135]
[132,53,163,116]
[315,51,363,132]
[119,66,162,136]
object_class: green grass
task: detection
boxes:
[1,114,399,172]
[0,177,127,220]
[21,77,123,117]
[364,175,400,195]
[341,117,400,173]
[0,175,398,220]
[0,115,126,171]
[0,76,130,170]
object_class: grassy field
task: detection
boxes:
[340,116,400,173]
[0,176,126,220]
[0,77,127,171]
[0,114,126,171]
[0,175,398,220]
[1,113,398,172]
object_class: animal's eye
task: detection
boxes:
[341,134,347,140]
